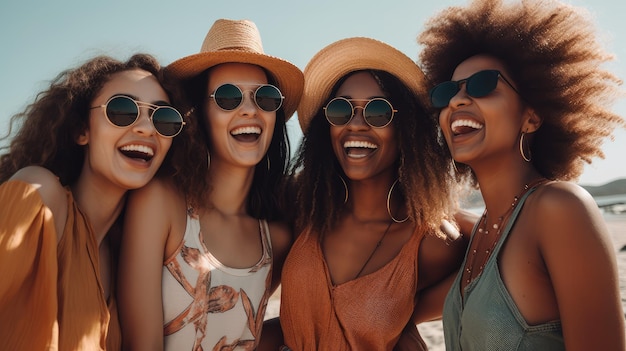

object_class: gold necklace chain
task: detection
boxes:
[463,178,547,285]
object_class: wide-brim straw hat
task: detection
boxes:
[165,19,304,119]
[297,37,429,132]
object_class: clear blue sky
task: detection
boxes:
[1,0,624,185]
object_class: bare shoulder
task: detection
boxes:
[127,177,184,216]
[10,166,68,226]
[125,178,187,241]
[10,166,66,207]
[527,181,608,246]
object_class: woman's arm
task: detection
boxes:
[536,182,625,351]
[411,209,475,322]
[118,179,180,351]
[267,221,293,294]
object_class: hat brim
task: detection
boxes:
[297,37,429,132]
[166,50,304,120]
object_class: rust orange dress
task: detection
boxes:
[279,226,427,351]
[0,180,121,351]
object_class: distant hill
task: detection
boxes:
[458,178,626,209]
[580,179,626,197]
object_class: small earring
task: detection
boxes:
[519,132,532,162]
[339,176,349,204]
[266,155,271,171]
[207,151,211,169]
[387,179,408,223]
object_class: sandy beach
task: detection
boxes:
[264,212,626,350]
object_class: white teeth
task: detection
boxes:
[120,144,154,156]
[343,140,378,149]
[231,126,261,135]
[451,119,483,132]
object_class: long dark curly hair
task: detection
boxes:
[166,67,290,221]
[418,0,625,182]
[0,53,183,185]
[290,69,456,236]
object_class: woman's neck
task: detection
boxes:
[70,177,127,246]
[346,174,397,222]
[475,165,542,218]
[204,160,255,216]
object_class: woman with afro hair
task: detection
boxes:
[418,0,626,349]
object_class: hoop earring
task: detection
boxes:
[387,179,408,223]
[519,132,532,162]
[266,155,270,171]
[339,176,349,204]
[207,151,211,169]
[452,161,459,174]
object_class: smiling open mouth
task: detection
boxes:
[344,140,378,158]
[231,126,261,142]
[119,144,154,161]
[451,119,483,136]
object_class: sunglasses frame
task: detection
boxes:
[91,95,185,138]
[209,83,285,112]
[429,69,520,108]
[323,97,398,128]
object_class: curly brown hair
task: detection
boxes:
[165,67,291,221]
[418,0,625,182]
[290,70,456,237]
[0,53,183,185]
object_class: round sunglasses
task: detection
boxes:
[324,97,397,128]
[429,69,520,108]
[91,95,185,137]
[209,83,284,112]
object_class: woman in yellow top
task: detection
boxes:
[0,53,184,350]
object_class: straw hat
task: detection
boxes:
[297,37,429,132]
[165,19,304,119]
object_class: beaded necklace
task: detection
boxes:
[463,178,547,285]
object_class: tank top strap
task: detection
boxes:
[490,183,543,258]
[259,219,273,258]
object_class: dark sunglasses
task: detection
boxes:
[91,95,185,137]
[324,97,397,128]
[209,83,284,112]
[429,69,520,108]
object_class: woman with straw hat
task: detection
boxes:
[118,19,303,351]
[273,37,473,351]
[418,0,625,349]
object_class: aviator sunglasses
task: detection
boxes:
[209,83,284,112]
[91,95,185,137]
[429,69,520,108]
[324,97,398,128]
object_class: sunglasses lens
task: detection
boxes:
[364,99,394,127]
[325,98,353,126]
[152,107,184,137]
[430,82,460,108]
[213,84,243,110]
[466,70,500,98]
[255,85,283,112]
[106,96,139,126]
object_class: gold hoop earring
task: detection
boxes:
[339,176,348,204]
[519,132,532,162]
[207,151,211,169]
[266,155,270,171]
[387,179,408,223]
